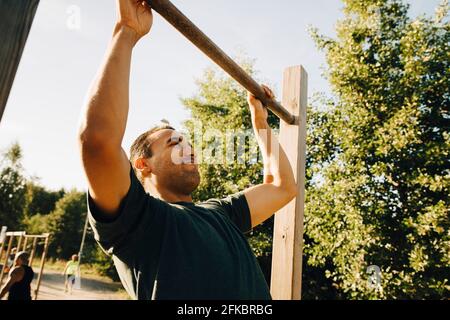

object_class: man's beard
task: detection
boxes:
[165,166,201,196]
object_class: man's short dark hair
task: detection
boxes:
[16,251,29,265]
[130,123,175,181]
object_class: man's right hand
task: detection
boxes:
[116,0,153,43]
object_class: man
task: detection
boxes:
[78,0,297,300]
[62,254,79,294]
[0,251,34,300]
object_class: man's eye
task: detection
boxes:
[170,137,181,145]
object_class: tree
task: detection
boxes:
[43,190,88,259]
[181,59,279,283]
[23,189,117,280]
[305,0,449,299]
[92,246,121,282]
[23,181,65,217]
[0,144,115,279]
[0,143,27,231]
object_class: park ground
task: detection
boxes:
[31,260,129,300]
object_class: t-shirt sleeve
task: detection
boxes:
[205,192,252,234]
[87,166,156,255]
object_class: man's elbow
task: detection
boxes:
[273,181,298,204]
[78,127,101,152]
[78,125,115,153]
[285,183,298,202]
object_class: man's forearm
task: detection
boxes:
[0,284,8,299]
[79,25,138,147]
[253,119,296,190]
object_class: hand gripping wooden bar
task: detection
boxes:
[146,0,298,125]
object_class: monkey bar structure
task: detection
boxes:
[0,230,50,300]
[1,0,306,299]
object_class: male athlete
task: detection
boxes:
[78,0,297,300]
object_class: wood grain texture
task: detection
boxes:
[146,0,297,124]
[33,234,50,300]
[270,66,307,300]
[0,234,14,286]
[0,0,40,123]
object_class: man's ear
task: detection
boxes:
[134,157,152,176]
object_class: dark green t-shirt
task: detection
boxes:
[87,168,271,300]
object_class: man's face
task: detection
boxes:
[146,129,200,196]
[14,256,24,266]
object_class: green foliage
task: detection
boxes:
[23,190,116,279]
[23,182,65,217]
[24,190,88,259]
[46,191,88,259]
[0,143,27,230]
[305,0,449,299]
[0,141,116,280]
[92,246,120,282]
[23,213,51,235]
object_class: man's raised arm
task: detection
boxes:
[78,1,152,216]
[243,85,298,228]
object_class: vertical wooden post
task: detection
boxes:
[34,234,49,300]
[22,236,28,252]
[0,235,13,285]
[270,65,307,300]
[14,232,25,272]
[16,233,23,255]
[0,235,6,268]
[29,237,38,266]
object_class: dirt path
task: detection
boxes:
[35,270,128,300]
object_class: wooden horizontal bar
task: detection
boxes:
[146,0,298,125]
[5,231,26,236]
[23,235,49,238]
[5,232,49,238]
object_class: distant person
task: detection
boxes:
[0,251,34,300]
[62,254,79,294]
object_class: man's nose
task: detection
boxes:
[181,143,194,156]
[179,138,193,152]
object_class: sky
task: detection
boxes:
[0,0,443,191]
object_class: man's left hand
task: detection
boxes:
[247,84,274,126]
